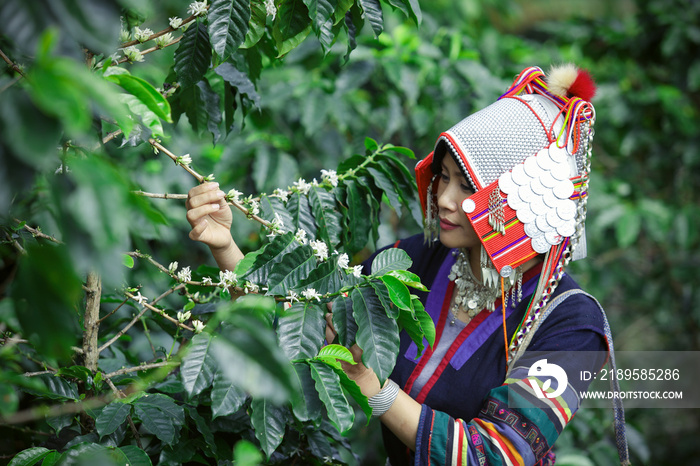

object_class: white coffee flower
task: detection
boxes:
[286,290,299,304]
[202,276,213,285]
[227,188,243,202]
[293,178,311,195]
[264,0,277,20]
[273,188,290,202]
[119,28,131,43]
[204,174,215,181]
[122,46,144,63]
[168,261,178,274]
[177,310,192,323]
[351,265,363,278]
[187,1,208,17]
[169,16,183,29]
[294,228,308,245]
[133,27,153,43]
[155,33,174,49]
[310,240,329,262]
[192,319,205,333]
[177,266,192,283]
[337,253,350,270]
[134,292,148,305]
[177,154,192,166]
[301,288,321,301]
[218,270,237,287]
[321,169,339,187]
[244,281,259,294]
[109,52,120,65]
[248,199,260,216]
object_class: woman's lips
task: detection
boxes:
[439,218,460,231]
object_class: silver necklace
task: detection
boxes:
[447,249,500,325]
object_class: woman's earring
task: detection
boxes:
[424,174,440,243]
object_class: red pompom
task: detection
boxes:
[567,69,597,101]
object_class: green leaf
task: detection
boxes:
[331,294,357,347]
[37,452,60,466]
[119,94,163,137]
[343,179,370,253]
[382,144,416,159]
[259,194,295,230]
[186,406,218,455]
[384,0,421,24]
[287,192,317,239]
[45,414,73,435]
[386,269,428,291]
[267,246,316,296]
[181,332,217,398]
[118,446,152,466]
[8,447,52,466]
[25,374,79,401]
[330,364,372,421]
[316,344,356,365]
[358,0,382,36]
[243,232,298,284]
[174,21,212,88]
[380,275,413,313]
[233,440,264,466]
[250,399,287,458]
[278,302,325,361]
[103,71,172,122]
[413,296,435,349]
[197,80,222,144]
[210,370,247,419]
[370,248,413,276]
[367,166,402,215]
[296,259,343,295]
[243,1,267,48]
[208,0,251,61]
[308,185,342,247]
[364,136,379,152]
[291,363,323,422]
[351,287,400,382]
[309,360,354,433]
[369,279,399,318]
[213,302,295,403]
[95,402,131,439]
[27,40,133,137]
[215,63,261,110]
[234,244,268,277]
[122,254,134,269]
[132,394,185,446]
[273,0,313,57]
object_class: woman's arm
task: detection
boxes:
[185,182,244,272]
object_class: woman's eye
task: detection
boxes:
[441,173,449,182]
[461,184,472,193]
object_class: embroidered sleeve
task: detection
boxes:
[414,349,607,466]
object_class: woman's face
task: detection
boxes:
[436,155,480,250]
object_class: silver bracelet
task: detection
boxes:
[367,379,400,417]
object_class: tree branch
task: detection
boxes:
[124,290,194,331]
[82,272,102,372]
[133,190,188,200]
[0,396,111,425]
[98,284,185,354]
[0,48,25,78]
[119,13,199,48]
[148,138,273,229]
[117,36,183,65]
[104,361,179,379]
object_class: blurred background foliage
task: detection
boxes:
[1,0,699,464]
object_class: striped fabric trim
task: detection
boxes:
[474,419,525,466]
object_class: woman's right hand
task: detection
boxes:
[186,182,233,251]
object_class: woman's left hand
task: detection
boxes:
[325,313,381,397]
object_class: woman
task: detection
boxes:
[186,65,629,465]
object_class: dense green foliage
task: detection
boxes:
[1,0,698,464]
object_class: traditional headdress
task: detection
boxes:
[415,64,597,357]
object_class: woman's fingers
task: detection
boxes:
[186,203,221,227]
[188,218,209,241]
[188,183,225,210]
